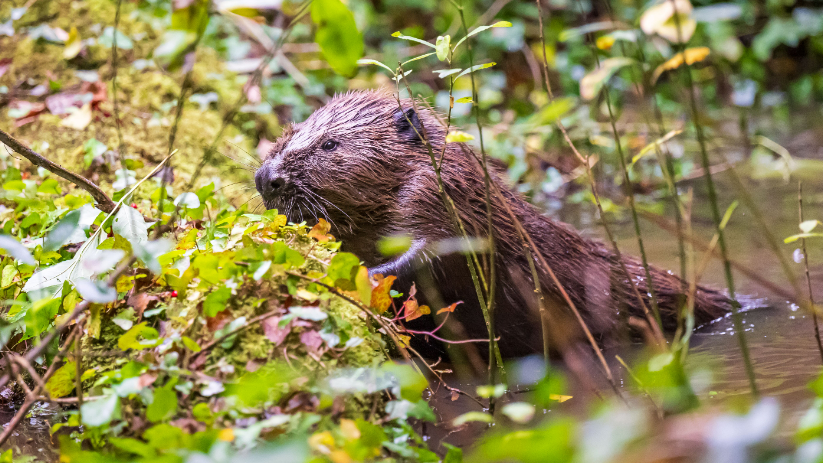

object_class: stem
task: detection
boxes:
[456,0,501,396]
[798,182,823,364]
[668,0,757,396]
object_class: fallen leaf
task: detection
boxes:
[63,26,82,60]
[61,103,93,130]
[0,58,10,78]
[300,330,324,353]
[45,92,87,115]
[262,316,291,346]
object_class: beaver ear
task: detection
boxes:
[393,108,423,143]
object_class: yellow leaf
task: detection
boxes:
[445,130,474,143]
[309,431,335,454]
[218,428,235,442]
[339,418,360,440]
[549,394,573,403]
[651,47,710,84]
[370,274,396,313]
[596,35,615,50]
[396,334,411,348]
[308,218,333,242]
[63,26,82,60]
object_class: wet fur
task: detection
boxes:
[257,90,731,357]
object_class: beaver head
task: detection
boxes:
[255,91,445,263]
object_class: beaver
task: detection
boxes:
[254,90,731,357]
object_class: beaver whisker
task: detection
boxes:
[224,140,262,168]
[217,150,258,172]
[306,189,353,225]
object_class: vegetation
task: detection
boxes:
[0,0,822,461]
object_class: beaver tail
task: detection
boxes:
[609,253,732,333]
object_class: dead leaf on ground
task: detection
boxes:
[61,103,93,130]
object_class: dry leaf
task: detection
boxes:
[579,57,636,101]
[262,316,291,346]
[61,103,93,130]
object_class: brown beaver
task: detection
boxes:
[254,90,731,357]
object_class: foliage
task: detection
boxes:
[2,0,823,462]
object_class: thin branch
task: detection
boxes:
[0,128,116,213]
[798,182,823,364]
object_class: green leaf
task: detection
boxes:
[113,205,150,244]
[530,97,575,126]
[433,68,462,79]
[83,138,108,168]
[443,443,463,463]
[401,52,436,66]
[454,96,473,104]
[37,178,61,195]
[312,0,364,77]
[44,361,76,398]
[326,252,360,286]
[382,362,427,402]
[204,285,231,318]
[476,384,506,398]
[182,336,201,352]
[81,394,121,427]
[118,322,161,351]
[501,402,535,423]
[146,384,178,423]
[455,62,496,80]
[579,57,636,101]
[452,21,512,52]
[357,59,395,74]
[271,242,305,268]
[110,437,157,458]
[435,35,450,61]
[391,31,435,48]
[452,411,493,426]
[631,129,684,164]
[173,192,200,209]
[132,239,174,274]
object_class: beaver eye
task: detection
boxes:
[321,140,338,151]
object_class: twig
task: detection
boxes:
[798,182,823,364]
[0,129,116,213]
[0,331,78,447]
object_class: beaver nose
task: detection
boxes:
[255,164,288,199]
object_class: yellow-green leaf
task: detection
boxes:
[45,361,76,398]
[445,131,474,143]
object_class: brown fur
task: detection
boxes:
[255,90,731,357]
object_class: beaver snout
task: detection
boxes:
[255,163,288,201]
